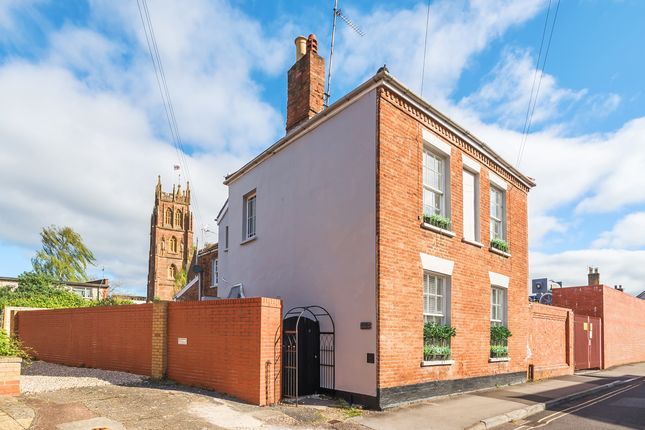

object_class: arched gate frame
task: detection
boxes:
[282,305,335,405]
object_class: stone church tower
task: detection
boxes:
[147,176,194,301]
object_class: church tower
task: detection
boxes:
[147,176,194,301]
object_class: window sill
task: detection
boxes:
[421,223,456,238]
[210,285,218,289]
[489,357,510,363]
[421,359,455,367]
[240,236,257,246]
[462,238,483,248]
[489,247,511,258]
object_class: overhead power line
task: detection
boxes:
[136,0,204,231]
[516,0,561,169]
[420,0,431,98]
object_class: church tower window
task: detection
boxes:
[176,210,183,228]
[170,236,177,253]
[165,208,173,226]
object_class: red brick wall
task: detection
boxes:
[17,304,153,376]
[600,287,645,368]
[376,88,531,390]
[528,303,574,379]
[552,286,604,318]
[166,298,282,406]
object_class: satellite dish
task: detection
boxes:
[539,292,553,305]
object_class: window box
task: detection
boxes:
[490,238,509,252]
[421,222,456,238]
[490,247,511,258]
[421,359,455,367]
[422,214,451,230]
[423,322,456,362]
[490,325,511,359]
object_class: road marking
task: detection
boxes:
[511,378,644,430]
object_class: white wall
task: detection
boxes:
[218,90,377,396]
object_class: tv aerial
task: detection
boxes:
[325,0,365,108]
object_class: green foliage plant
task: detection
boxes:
[0,329,30,360]
[490,325,512,342]
[422,213,451,230]
[0,272,87,309]
[490,238,509,253]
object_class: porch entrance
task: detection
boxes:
[282,306,335,404]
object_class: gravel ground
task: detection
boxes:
[21,361,148,394]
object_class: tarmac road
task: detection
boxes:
[499,376,645,430]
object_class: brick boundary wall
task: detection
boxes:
[17,304,154,376]
[166,298,282,406]
[16,298,282,406]
[528,303,574,380]
[0,357,21,396]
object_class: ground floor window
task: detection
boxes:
[423,272,455,360]
[490,286,510,358]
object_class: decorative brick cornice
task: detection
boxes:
[379,87,531,193]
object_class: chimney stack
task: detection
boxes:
[588,267,600,286]
[286,34,325,132]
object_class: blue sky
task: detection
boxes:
[1,0,644,295]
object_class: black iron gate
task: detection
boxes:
[282,306,335,404]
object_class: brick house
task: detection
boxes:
[175,243,219,301]
[0,276,109,301]
[215,34,535,407]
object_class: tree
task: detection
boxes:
[31,226,95,282]
[174,267,187,293]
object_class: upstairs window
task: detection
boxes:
[490,186,506,240]
[243,192,257,241]
[423,149,447,217]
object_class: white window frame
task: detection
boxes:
[243,191,257,241]
[423,272,450,325]
[490,286,507,326]
[212,258,219,287]
[423,148,450,218]
[490,185,506,241]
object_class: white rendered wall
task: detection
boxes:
[218,90,377,397]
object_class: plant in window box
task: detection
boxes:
[490,238,509,252]
[423,322,456,361]
[422,214,451,230]
[490,325,512,358]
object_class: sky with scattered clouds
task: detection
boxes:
[1,0,644,296]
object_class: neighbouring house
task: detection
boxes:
[637,290,645,300]
[553,268,645,369]
[0,276,109,301]
[111,294,148,304]
[214,34,535,408]
[176,242,219,301]
[146,176,194,301]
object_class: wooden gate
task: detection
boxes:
[574,315,602,370]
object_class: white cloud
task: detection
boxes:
[332,0,548,105]
[593,212,645,249]
[459,49,587,129]
[531,249,645,296]
[0,0,292,292]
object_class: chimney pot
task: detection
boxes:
[306,34,318,54]
[588,267,600,286]
[295,36,307,61]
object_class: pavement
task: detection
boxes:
[0,362,643,429]
[355,362,645,430]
